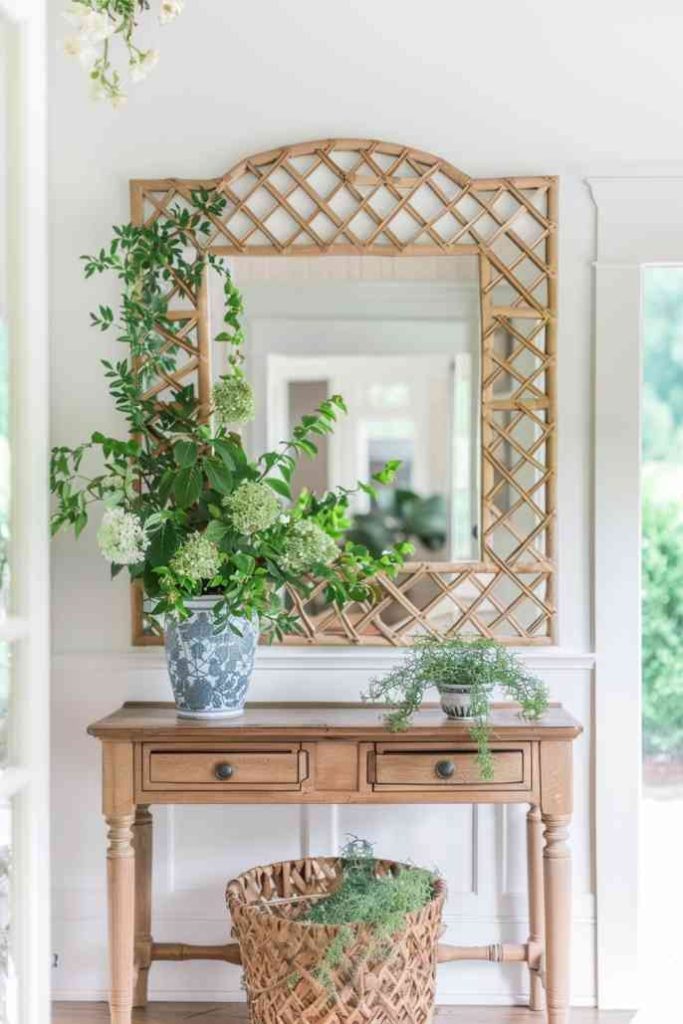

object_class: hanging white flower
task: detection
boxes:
[159,0,184,25]
[63,34,98,69]
[61,1,184,105]
[110,92,128,110]
[63,3,115,43]
[130,49,160,83]
[97,509,149,565]
[89,79,110,102]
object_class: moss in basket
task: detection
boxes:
[301,837,437,991]
[363,636,549,780]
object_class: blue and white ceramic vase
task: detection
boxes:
[164,597,258,719]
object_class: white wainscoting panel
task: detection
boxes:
[51,648,595,1005]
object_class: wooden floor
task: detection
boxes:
[52,1004,635,1023]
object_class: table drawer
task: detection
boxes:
[371,743,531,791]
[141,743,306,792]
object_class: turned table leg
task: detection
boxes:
[540,740,573,1024]
[542,813,572,1024]
[133,805,153,1008]
[106,812,136,1024]
[103,741,136,1024]
[527,804,545,1011]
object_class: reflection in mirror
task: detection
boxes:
[211,256,481,562]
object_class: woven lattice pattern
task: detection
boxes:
[226,856,445,1024]
[130,139,557,646]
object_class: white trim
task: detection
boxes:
[0,616,29,643]
[52,647,596,674]
[1,2,51,1022]
[586,175,683,1010]
[0,0,26,21]
[0,768,29,800]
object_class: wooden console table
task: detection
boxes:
[88,701,582,1024]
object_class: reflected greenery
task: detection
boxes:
[642,493,683,755]
[642,267,683,757]
[348,489,448,558]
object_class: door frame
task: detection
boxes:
[589,175,683,1009]
[0,1,50,1021]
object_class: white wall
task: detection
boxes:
[47,0,663,1005]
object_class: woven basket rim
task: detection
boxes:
[226,855,446,935]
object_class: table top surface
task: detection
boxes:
[88,701,583,742]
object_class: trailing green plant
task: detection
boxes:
[50,191,412,639]
[364,636,548,779]
[301,837,436,991]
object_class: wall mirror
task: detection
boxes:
[215,255,481,564]
[130,139,557,646]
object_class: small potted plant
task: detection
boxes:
[364,636,548,779]
[50,193,411,719]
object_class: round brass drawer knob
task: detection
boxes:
[435,759,455,780]
[215,763,234,780]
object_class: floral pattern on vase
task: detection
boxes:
[164,598,258,718]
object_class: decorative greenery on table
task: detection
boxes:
[61,0,185,108]
[364,636,549,779]
[50,191,412,639]
[302,837,436,990]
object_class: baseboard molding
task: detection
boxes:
[51,991,599,1007]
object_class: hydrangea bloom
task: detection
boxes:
[170,533,223,582]
[212,375,255,427]
[97,508,148,565]
[280,519,339,574]
[224,481,279,535]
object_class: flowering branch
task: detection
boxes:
[62,0,184,108]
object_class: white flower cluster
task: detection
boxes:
[170,532,223,582]
[280,519,339,574]
[62,1,184,107]
[212,374,255,427]
[97,508,149,566]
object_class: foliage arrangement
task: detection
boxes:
[62,0,184,107]
[348,488,448,557]
[49,192,411,640]
[642,492,683,756]
[301,837,436,990]
[364,636,548,779]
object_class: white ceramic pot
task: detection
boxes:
[438,683,475,720]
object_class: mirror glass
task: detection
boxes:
[211,255,481,562]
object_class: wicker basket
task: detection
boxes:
[226,855,446,1024]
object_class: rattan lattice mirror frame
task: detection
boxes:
[129,138,557,647]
